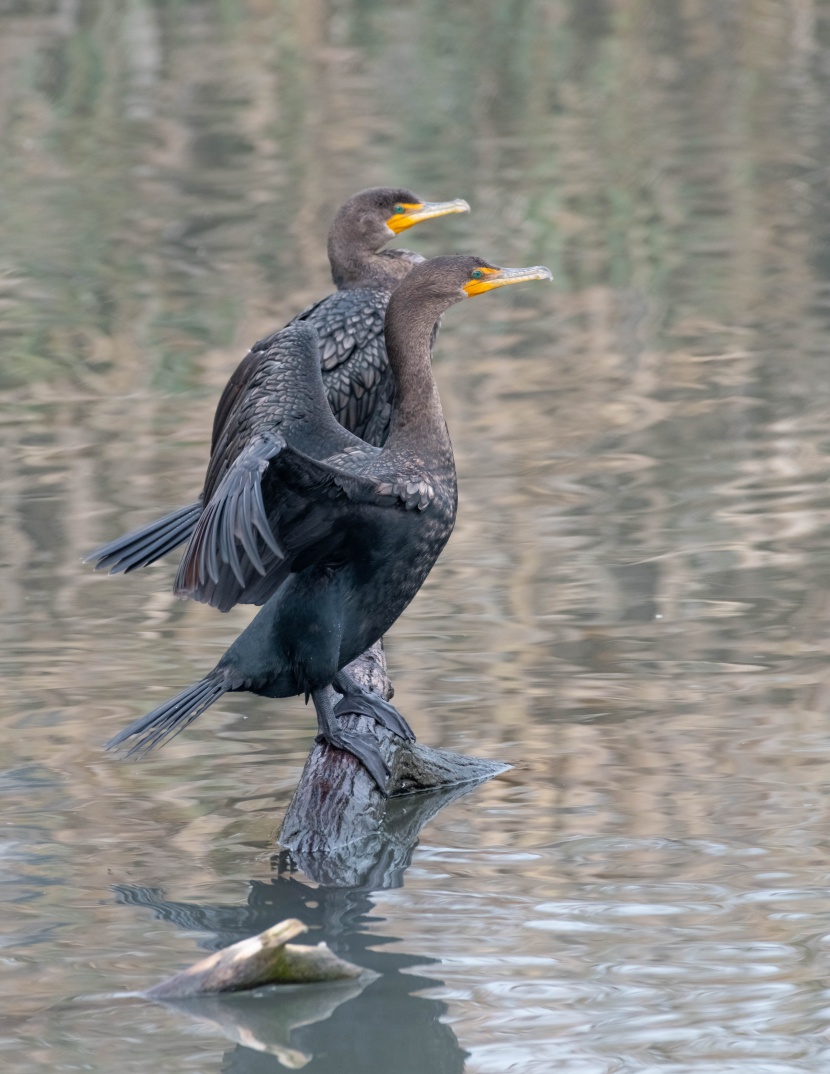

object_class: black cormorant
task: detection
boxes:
[86,188,469,576]
[106,255,552,792]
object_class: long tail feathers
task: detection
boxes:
[85,502,203,574]
[106,672,230,755]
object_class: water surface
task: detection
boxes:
[2,2,830,1071]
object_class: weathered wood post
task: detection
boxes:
[279,642,510,885]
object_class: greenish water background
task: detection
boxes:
[2,2,830,1071]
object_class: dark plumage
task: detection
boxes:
[106,255,552,792]
[296,287,390,443]
[86,187,468,576]
[171,320,379,612]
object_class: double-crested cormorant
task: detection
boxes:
[107,255,552,792]
[86,188,468,576]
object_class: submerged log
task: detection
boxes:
[279,641,511,886]
[145,919,362,999]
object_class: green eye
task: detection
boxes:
[471,269,484,280]
[393,205,405,214]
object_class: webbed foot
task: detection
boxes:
[315,728,392,796]
[332,674,416,742]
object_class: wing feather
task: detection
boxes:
[175,431,432,610]
[292,287,392,444]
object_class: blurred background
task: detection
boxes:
[3,1,830,1071]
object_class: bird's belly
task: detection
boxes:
[231,502,455,697]
[336,517,453,667]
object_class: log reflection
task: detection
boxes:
[115,870,468,1074]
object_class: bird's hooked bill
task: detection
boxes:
[387,199,471,233]
[462,264,553,296]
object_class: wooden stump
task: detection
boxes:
[279,641,511,887]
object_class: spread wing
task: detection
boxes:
[212,281,414,458]
[174,432,434,612]
[209,347,264,452]
[199,323,360,507]
[292,287,391,445]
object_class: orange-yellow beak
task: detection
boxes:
[386,198,471,234]
[462,264,553,297]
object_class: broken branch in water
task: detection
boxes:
[145,918,362,999]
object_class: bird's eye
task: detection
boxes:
[471,269,484,280]
[393,205,405,214]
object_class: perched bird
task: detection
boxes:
[107,255,552,792]
[85,188,469,577]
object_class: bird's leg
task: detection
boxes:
[312,686,392,796]
[331,670,416,743]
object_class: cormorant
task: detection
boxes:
[86,188,469,576]
[106,255,552,792]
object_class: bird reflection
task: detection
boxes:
[115,860,467,1073]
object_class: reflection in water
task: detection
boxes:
[117,871,467,1074]
[111,780,493,1070]
[281,777,502,889]
[162,983,370,1070]
[4,1,830,1072]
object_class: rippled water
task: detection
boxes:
[3,1,830,1071]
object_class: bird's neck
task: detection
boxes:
[383,292,448,445]
[328,239,414,289]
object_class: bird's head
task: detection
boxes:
[391,253,553,313]
[331,187,470,257]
